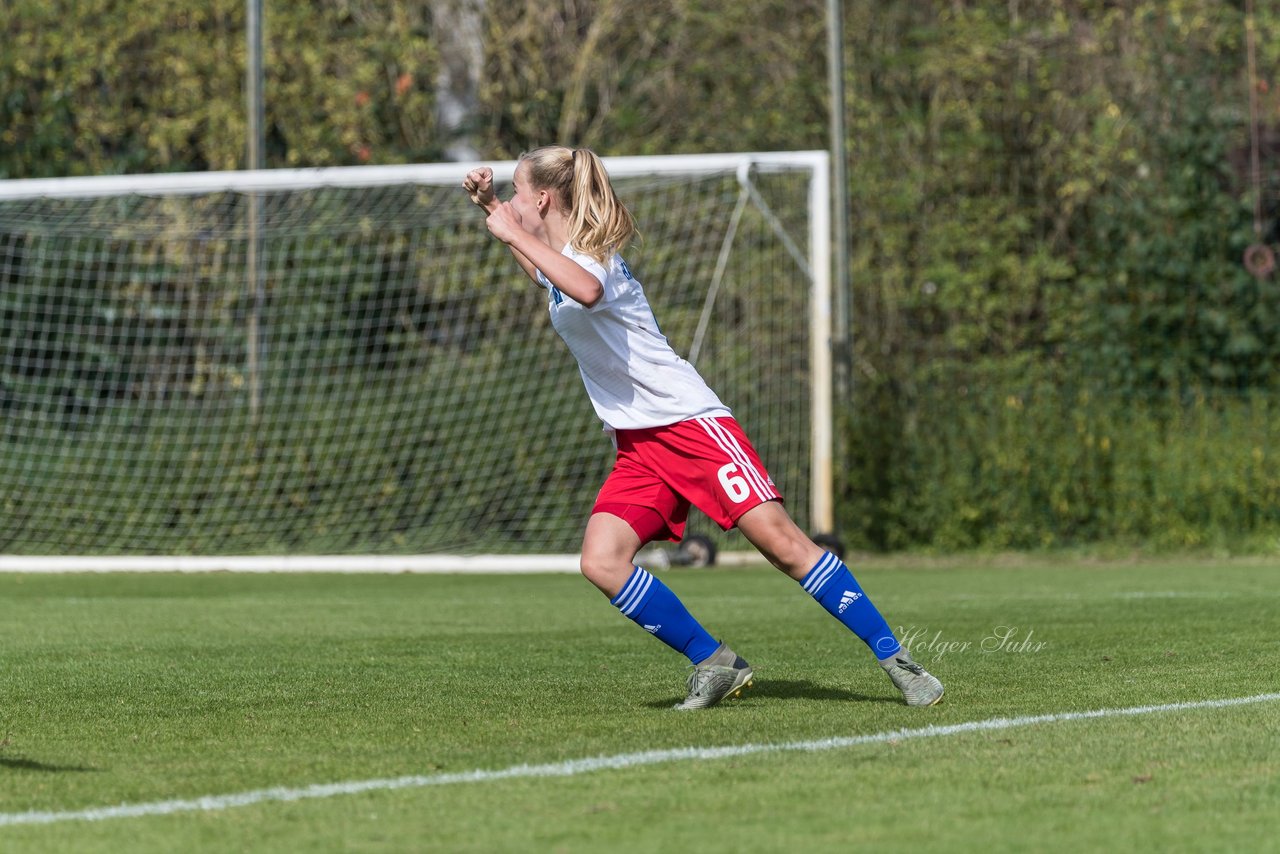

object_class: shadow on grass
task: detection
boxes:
[0,756,101,773]
[645,679,899,708]
[751,679,899,704]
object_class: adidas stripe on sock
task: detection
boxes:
[801,551,902,660]
[611,566,720,664]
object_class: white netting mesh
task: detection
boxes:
[0,156,820,557]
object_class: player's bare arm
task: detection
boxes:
[464,167,545,285]
[485,203,604,307]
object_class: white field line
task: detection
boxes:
[3,692,1278,828]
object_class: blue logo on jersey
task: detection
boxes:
[538,270,564,306]
[619,258,633,280]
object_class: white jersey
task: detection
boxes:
[535,245,731,431]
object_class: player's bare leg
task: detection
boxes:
[580,511,642,598]
[734,500,824,581]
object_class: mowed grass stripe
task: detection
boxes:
[4,692,1277,828]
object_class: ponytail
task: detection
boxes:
[519,145,637,262]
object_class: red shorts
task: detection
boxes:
[592,416,782,544]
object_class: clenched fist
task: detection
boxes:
[485,202,527,245]
[463,167,496,209]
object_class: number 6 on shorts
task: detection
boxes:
[717,463,751,504]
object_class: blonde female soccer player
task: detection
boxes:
[464,147,943,710]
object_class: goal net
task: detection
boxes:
[0,152,831,571]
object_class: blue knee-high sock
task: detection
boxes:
[611,567,720,664]
[801,552,902,660]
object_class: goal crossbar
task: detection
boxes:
[0,151,828,199]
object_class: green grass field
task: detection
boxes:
[2,558,1278,852]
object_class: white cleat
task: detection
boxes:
[881,648,944,706]
[674,642,754,710]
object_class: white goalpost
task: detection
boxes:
[0,151,831,572]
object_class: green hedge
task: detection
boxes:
[842,374,1280,552]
